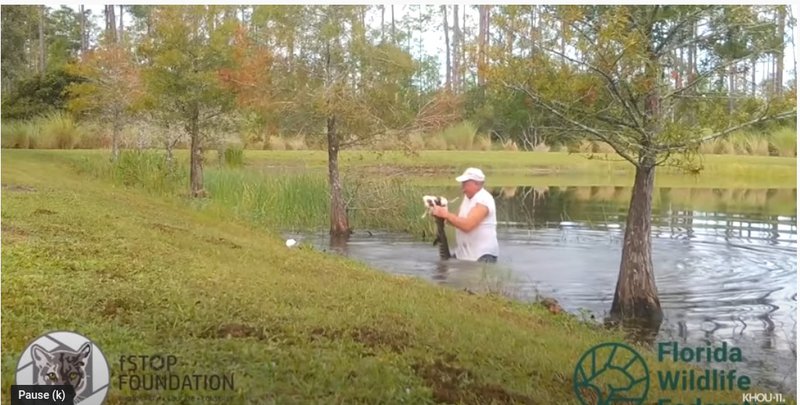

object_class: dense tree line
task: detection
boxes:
[2,5,794,145]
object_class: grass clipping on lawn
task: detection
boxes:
[1,151,792,404]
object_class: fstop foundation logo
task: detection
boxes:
[14,331,110,405]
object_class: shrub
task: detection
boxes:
[222,145,244,167]
[475,135,492,151]
[1,121,37,149]
[112,150,186,194]
[39,112,84,149]
[441,121,477,150]
[285,135,308,150]
[267,135,286,150]
[425,134,448,150]
[768,127,796,157]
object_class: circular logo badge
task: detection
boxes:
[16,331,110,405]
[573,342,650,405]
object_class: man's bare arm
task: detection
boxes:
[444,204,489,232]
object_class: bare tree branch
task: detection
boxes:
[652,6,712,55]
[663,51,760,100]
[546,96,643,135]
[504,81,640,166]
[656,109,797,153]
[613,80,645,124]
[670,20,781,54]
[539,45,647,134]
[654,150,674,166]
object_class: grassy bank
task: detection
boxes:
[13,150,797,244]
[48,148,797,189]
[3,150,793,404]
[59,150,434,238]
[242,150,798,189]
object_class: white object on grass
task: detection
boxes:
[286,238,297,247]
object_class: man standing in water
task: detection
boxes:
[431,167,499,263]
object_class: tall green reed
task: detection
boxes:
[66,149,452,238]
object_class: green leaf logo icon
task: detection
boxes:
[573,342,650,405]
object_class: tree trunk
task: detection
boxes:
[330,232,350,255]
[118,5,124,42]
[478,5,489,86]
[609,160,663,327]
[442,5,451,91]
[462,8,466,87]
[610,43,664,328]
[146,6,152,37]
[453,5,460,92]
[286,34,294,70]
[775,5,785,95]
[391,5,395,42]
[106,5,116,43]
[682,29,696,123]
[327,114,349,236]
[560,20,567,67]
[38,5,45,73]
[728,62,736,113]
[165,140,175,167]
[530,7,538,59]
[688,19,696,95]
[189,108,204,198]
[111,112,120,162]
[79,5,86,52]
[381,5,385,43]
[751,55,757,96]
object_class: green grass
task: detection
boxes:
[218,144,245,167]
[238,150,796,189]
[63,150,434,238]
[696,129,796,157]
[17,149,798,239]
[1,120,39,149]
[769,127,798,157]
[205,168,330,230]
[2,112,89,149]
[4,150,794,404]
[12,142,797,188]
[439,121,479,150]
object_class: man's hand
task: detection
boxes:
[431,205,449,219]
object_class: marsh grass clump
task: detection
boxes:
[205,169,326,228]
[1,121,37,149]
[39,112,85,149]
[768,127,796,157]
[219,144,245,167]
[112,150,186,194]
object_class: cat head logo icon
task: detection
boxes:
[16,331,110,405]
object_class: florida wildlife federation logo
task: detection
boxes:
[573,342,650,405]
[15,331,110,404]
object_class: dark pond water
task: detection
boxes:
[287,186,797,394]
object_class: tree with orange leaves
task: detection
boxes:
[66,42,141,161]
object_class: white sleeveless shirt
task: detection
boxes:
[453,188,499,261]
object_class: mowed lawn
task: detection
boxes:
[1,150,795,404]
